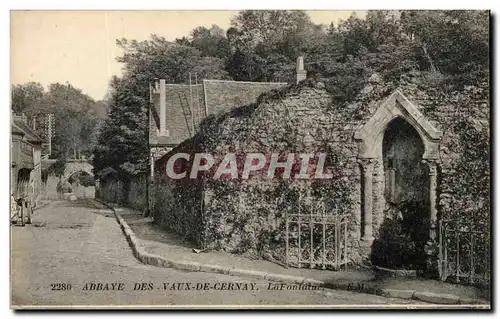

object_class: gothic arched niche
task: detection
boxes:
[354,90,442,161]
[354,90,442,245]
[383,117,428,206]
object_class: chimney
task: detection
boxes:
[159,79,167,136]
[296,56,307,84]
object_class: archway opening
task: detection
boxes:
[15,168,32,198]
[372,117,430,270]
[68,171,95,187]
[67,170,96,199]
[382,117,428,208]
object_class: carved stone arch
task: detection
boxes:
[63,161,94,180]
[353,90,443,247]
[354,90,442,160]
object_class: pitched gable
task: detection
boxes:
[12,118,44,144]
[354,90,443,160]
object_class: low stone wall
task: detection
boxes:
[151,180,204,246]
[97,179,123,204]
[126,175,148,211]
[41,175,59,200]
[98,175,148,212]
[73,184,96,199]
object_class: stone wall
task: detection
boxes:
[63,160,94,180]
[152,75,490,266]
[73,184,96,199]
[151,180,204,245]
[98,175,148,212]
[398,77,490,226]
[41,174,59,200]
[127,175,148,211]
[97,179,124,204]
[154,82,365,263]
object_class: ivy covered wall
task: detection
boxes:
[98,175,148,212]
[152,75,490,267]
[398,75,490,227]
[154,81,365,263]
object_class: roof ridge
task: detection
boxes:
[164,83,203,87]
[12,119,44,143]
[203,79,287,85]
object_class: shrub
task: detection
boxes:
[371,200,429,270]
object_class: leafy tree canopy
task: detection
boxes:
[93,9,489,179]
[11,82,105,165]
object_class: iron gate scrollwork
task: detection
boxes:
[285,201,350,270]
[438,219,490,285]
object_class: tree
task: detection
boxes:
[400,10,489,82]
[93,9,490,179]
[42,83,99,160]
[225,10,318,82]
[93,75,149,178]
[188,25,231,60]
[226,48,258,81]
[230,10,314,46]
[47,157,66,177]
[11,81,102,162]
[11,82,45,116]
[93,35,230,178]
[116,35,229,85]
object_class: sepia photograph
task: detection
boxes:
[8,8,491,310]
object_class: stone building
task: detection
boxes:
[151,63,489,273]
[11,112,44,212]
[148,77,287,176]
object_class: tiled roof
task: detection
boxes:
[203,80,286,116]
[12,118,44,144]
[150,80,287,147]
[150,84,205,146]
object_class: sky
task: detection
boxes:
[10,10,364,100]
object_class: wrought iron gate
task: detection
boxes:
[285,202,350,270]
[438,219,490,285]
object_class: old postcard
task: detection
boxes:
[9,10,491,309]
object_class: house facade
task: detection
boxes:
[11,112,44,213]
